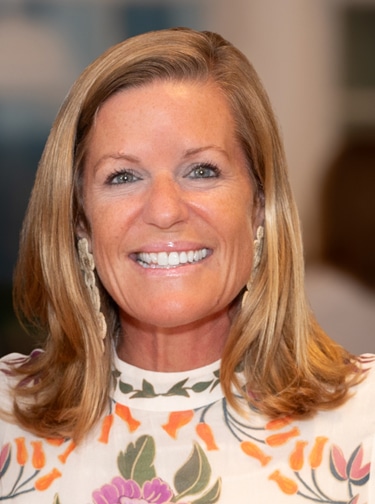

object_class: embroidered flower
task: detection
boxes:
[93,477,175,504]
[241,441,272,466]
[0,442,11,478]
[309,436,328,469]
[330,444,370,486]
[115,403,141,432]
[269,470,298,495]
[289,440,308,471]
[31,440,46,470]
[15,436,28,465]
[196,422,219,450]
[162,410,194,439]
[265,426,300,447]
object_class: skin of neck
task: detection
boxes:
[116,304,237,372]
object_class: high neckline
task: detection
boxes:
[111,353,224,411]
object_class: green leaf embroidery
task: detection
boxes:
[130,380,157,398]
[174,442,211,499]
[192,478,222,504]
[114,368,220,399]
[117,435,156,487]
[165,379,190,397]
[112,369,121,379]
[210,379,220,392]
[119,381,134,394]
[191,381,213,393]
[52,494,61,504]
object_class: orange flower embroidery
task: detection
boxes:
[265,417,292,430]
[196,423,219,450]
[15,437,28,466]
[309,436,328,469]
[115,404,141,432]
[289,440,308,471]
[98,414,114,444]
[269,470,298,495]
[45,438,65,447]
[162,410,194,439]
[31,441,46,470]
[58,440,76,464]
[241,441,272,466]
[266,426,300,447]
[35,468,62,491]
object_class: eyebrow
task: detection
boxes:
[93,153,140,173]
[183,145,229,159]
[93,145,229,172]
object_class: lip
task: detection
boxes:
[132,241,207,253]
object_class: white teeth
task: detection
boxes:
[137,248,209,268]
[158,252,168,266]
[150,252,158,263]
[168,252,179,266]
[179,251,188,264]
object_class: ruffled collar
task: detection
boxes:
[111,354,223,411]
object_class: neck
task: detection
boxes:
[116,309,232,372]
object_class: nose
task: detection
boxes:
[142,174,189,229]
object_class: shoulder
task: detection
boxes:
[0,351,42,413]
[337,354,375,423]
[0,353,25,412]
[353,353,375,395]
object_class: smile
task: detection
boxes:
[136,248,209,268]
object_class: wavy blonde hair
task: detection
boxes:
[9,28,358,442]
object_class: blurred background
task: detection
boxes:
[1,0,374,357]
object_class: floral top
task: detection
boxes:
[1,352,375,503]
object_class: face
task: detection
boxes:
[81,80,262,332]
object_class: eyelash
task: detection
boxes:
[105,169,140,185]
[105,162,221,185]
[186,162,221,179]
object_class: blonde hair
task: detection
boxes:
[10,28,358,442]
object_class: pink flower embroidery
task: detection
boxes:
[93,477,174,504]
[330,444,370,486]
[348,496,360,504]
[0,443,11,478]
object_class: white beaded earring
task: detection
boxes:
[252,225,264,271]
[242,225,264,308]
[78,237,107,352]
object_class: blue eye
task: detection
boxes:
[187,163,220,179]
[107,170,140,185]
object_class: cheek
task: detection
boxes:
[234,217,254,272]
[220,202,255,279]
[88,210,122,264]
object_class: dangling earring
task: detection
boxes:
[252,225,264,271]
[78,237,107,352]
[242,225,264,308]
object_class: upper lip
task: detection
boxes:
[131,241,210,254]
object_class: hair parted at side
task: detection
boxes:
[8,27,359,443]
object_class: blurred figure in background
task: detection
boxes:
[306,135,375,354]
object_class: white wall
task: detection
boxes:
[204,0,344,257]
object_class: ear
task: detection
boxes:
[252,191,265,235]
[76,218,92,250]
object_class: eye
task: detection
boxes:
[106,169,141,185]
[186,163,220,179]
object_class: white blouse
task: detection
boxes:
[1,352,375,503]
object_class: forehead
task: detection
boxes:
[81,80,254,192]
[89,79,238,147]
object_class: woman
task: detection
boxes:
[1,28,374,503]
